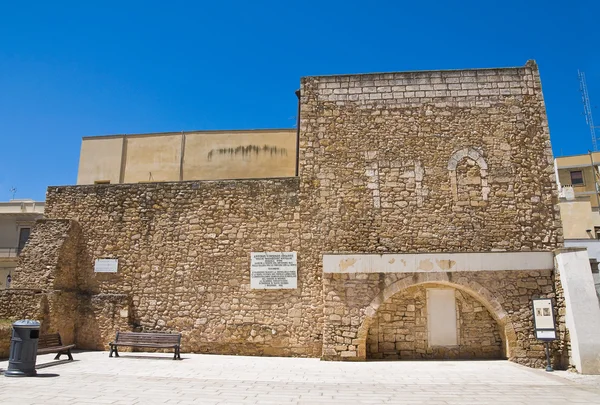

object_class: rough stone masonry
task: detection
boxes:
[3,60,569,368]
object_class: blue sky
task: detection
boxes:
[0,0,598,201]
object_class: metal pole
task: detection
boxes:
[544,342,553,372]
[589,151,600,210]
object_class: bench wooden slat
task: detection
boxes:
[109,331,182,360]
[38,344,75,354]
[36,333,75,361]
[111,342,178,348]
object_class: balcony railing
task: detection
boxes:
[0,247,22,258]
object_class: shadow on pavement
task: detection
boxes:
[36,359,79,369]
[112,355,185,361]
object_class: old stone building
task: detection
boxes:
[3,61,600,372]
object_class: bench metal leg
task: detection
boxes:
[53,350,74,361]
[109,345,119,358]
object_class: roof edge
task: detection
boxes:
[301,61,536,80]
[82,128,297,141]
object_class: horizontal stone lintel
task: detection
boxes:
[323,252,554,273]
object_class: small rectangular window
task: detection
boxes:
[570,171,584,185]
[94,180,111,184]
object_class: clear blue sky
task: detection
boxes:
[0,0,598,201]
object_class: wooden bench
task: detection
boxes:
[109,332,182,360]
[37,333,75,361]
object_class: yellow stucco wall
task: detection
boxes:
[556,153,600,209]
[123,134,182,183]
[77,137,124,185]
[558,199,600,239]
[77,129,297,185]
[183,130,296,180]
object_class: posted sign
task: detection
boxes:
[251,252,297,289]
[532,298,557,341]
[94,259,118,273]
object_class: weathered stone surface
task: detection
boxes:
[367,286,503,360]
[4,62,567,369]
[39,178,318,356]
[322,270,558,368]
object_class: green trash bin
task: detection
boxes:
[5,320,40,377]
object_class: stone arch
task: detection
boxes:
[448,147,489,203]
[355,272,516,361]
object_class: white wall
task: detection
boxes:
[555,248,600,374]
[564,240,600,298]
[0,219,18,248]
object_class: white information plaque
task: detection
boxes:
[536,330,557,340]
[94,259,118,273]
[251,252,297,289]
[532,298,556,341]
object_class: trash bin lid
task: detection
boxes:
[12,319,40,328]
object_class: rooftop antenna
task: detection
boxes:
[579,70,599,151]
[9,187,17,200]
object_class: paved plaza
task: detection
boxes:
[1,351,600,404]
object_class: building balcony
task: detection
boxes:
[0,247,21,259]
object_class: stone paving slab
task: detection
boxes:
[1,351,599,404]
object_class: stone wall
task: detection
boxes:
[0,290,45,358]
[367,286,503,360]
[4,62,567,368]
[298,61,561,256]
[299,61,563,366]
[42,178,321,355]
[322,270,557,368]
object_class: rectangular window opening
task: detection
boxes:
[570,171,584,186]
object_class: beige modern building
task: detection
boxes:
[77,129,297,185]
[555,152,600,210]
[0,200,44,289]
[555,154,600,299]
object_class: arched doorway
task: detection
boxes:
[366,284,504,360]
[354,274,517,361]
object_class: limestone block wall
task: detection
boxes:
[298,61,562,257]
[77,293,131,350]
[44,178,321,356]
[11,219,96,293]
[0,290,45,358]
[322,270,559,368]
[367,286,503,360]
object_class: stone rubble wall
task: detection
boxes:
[299,62,565,366]
[43,178,321,356]
[12,219,81,291]
[0,290,45,358]
[2,62,568,369]
[298,61,561,256]
[76,293,131,350]
[322,270,558,368]
[367,286,503,360]
[552,263,572,369]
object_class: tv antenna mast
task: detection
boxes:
[579,70,599,151]
[9,187,17,200]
